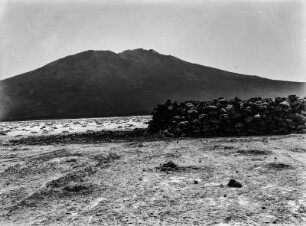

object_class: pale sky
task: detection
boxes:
[0,0,305,81]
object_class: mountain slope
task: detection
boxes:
[0,48,305,121]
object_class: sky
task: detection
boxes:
[0,0,305,82]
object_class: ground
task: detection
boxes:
[0,130,306,225]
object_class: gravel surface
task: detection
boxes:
[0,132,306,225]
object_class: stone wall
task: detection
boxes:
[148,95,306,137]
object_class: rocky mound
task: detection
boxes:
[148,95,306,137]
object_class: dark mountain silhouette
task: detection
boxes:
[0,48,305,121]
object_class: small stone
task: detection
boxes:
[206,105,218,111]
[235,122,245,128]
[279,101,290,108]
[177,121,189,128]
[244,116,253,124]
[173,115,181,121]
[163,130,174,137]
[288,95,297,102]
[227,179,242,188]
[192,119,201,126]
[159,161,178,171]
[187,109,198,118]
[225,216,232,221]
[185,102,195,109]
[198,114,208,120]
[254,114,261,119]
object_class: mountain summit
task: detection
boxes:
[0,49,305,121]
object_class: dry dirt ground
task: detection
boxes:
[0,134,306,225]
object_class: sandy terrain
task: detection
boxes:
[0,123,306,225]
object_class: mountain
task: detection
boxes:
[0,48,305,121]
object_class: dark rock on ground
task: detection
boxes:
[63,184,91,193]
[158,161,179,172]
[228,179,242,188]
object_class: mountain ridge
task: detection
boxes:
[1,48,300,83]
[0,48,305,121]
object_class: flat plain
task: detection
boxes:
[0,116,306,225]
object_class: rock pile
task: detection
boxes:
[148,95,306,137]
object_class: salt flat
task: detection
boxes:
[0,116,151,138]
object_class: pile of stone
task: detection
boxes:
[148,95,306,137]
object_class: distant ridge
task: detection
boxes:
[0,48,305,121]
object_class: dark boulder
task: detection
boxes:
[228,179,242,188]
[158,161,179,171]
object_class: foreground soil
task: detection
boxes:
[0,133,306,225]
